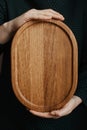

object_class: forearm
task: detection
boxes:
[0,14,26,44]
[0,22,16,44]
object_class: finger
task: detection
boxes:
[51,13,64,20]
[42,9,65,20]
[57,108,70,117]
[51,107,71,117]
[41,12,64,20]
[51,104,72,117]
[27,10,52,20]
[50,110,60,116]
[42,9,62,16]
[52,116,60,119]
[32,12,60,20]
[30,110,54,118]
[27,9,64,21]
[30,13,52,20]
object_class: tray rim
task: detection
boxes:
[11,19,78,112]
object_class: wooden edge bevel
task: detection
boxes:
[11,19,78,112]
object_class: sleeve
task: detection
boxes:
[0,0,8,24]
[0,0,8,53]
[75,4,87,106]
[0,0,8,75]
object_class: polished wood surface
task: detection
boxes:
[11,19,78,112]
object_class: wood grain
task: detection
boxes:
[11,19,78,112]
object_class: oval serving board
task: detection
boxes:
[11,19,78,112]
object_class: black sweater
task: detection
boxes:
[0,0,87,130]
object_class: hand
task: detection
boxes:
[50,95,82,118]
[0,9,64,44]
[15,9,64,28]
[24,9,64,21]
[30,96,82,119]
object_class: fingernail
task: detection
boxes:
[58,15,64,19]
[62,17,65,20]
[60,16,65,20]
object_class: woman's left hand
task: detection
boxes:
[30,95,82,118]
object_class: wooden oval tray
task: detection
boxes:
[11,19,78,112]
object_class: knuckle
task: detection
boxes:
[58,113,62,117]
[31,8,36,12]
[48,9,52,11]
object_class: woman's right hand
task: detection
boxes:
[0,9,64,44]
